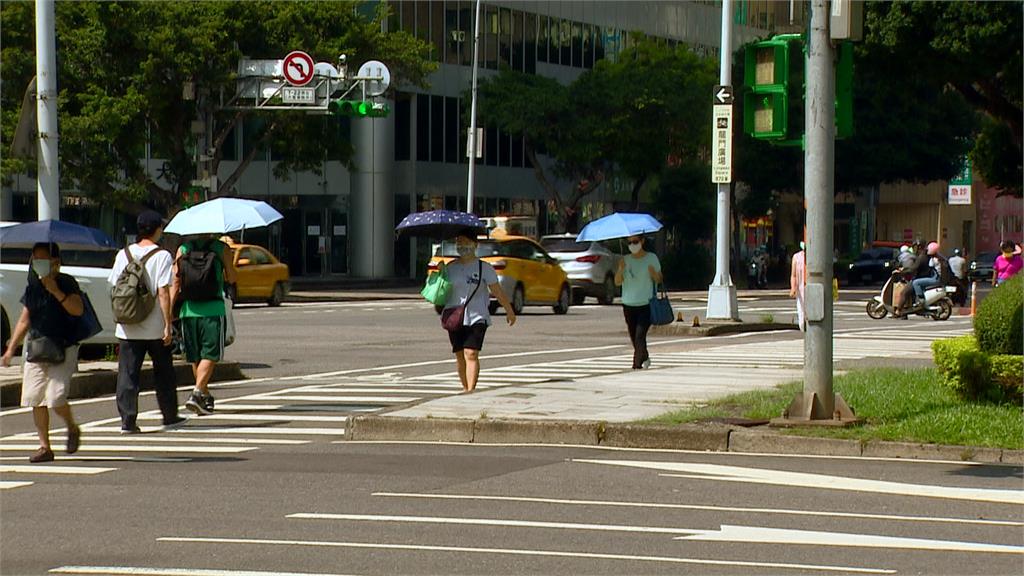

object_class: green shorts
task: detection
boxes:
[181,316,225,363]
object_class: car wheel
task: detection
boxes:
[598,275,616,305]
[512,285,525,316]
[866,300,887,319]
[553,284,570,315]
[571,290,586,306]
[268,283,284,307]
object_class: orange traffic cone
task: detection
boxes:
[970,281,977,316]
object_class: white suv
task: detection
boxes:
[1,249,118,351]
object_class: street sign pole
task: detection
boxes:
[36,0,59,221]
[466,0,482,214]
[773,0,858,427]
[706,0,739,320]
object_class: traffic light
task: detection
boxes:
[328,99,390,118]
[743,37,803,141]
[182,186,203,209]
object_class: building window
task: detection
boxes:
[430,94,444,163]
[416,1,430,48]
[485,4,498,69]
[416,93,429,162]
[498,128,511,167]
[594,25,605,63]
[583,23,593,69]
[219,124,238,161]
[511,132,524,168]
[242,116,268,161]
[525,12,537,73]
[511,9,524,72]
[400,0,414,34]
[394,92,411,161]
[444,96,458,164]
[485,125,498,166]
[538,14,549,64]
[498,6,511,69]
[430,0,445,62]
[559,19,571,65]
[571,21,582,68]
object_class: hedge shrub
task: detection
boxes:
[974,273,1023,355]
[932,335,1024,403]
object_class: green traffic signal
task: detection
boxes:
[329,99,391,118]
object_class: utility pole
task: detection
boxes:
[706,0,739,320]
[36,0,59,221]
[773,0,858,426]
[465,0,482,214]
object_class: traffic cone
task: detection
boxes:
[970,281,977,316]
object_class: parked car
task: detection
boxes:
[846,247,897,285]
[428,236,571,315]
[1,247,119,351]
[968,251,998,282]
[223,241,291,306]
[539,234,620,305]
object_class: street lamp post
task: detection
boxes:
[465,0,482,214]
[36,0,59,221]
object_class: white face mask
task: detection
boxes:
[628,242,642,254]
[31,258,52,278]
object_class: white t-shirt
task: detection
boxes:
[444,259,499,327]
[107,244,174,340]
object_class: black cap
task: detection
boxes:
[137,210,165,229]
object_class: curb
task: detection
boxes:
[651,322,798,337]
[346,415,1021,465]
[0,361,244,408]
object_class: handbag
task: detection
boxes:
[69,292,103,344]
[223,295,236,346]
[649,283,674,326]
[421,261,453,306]
[441,261,483,332]
[25,332,66,364]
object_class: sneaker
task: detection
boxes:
[120,426,142,435]
[29,447,54,463]
[202,393,215,413]
[161,416,188,432]
[641,359,651,370]
[185,391,212,416]
[67,425,81,454]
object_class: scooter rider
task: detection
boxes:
[947,248,968,305]
[896,240,930,317]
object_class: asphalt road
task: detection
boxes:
[2,443,1021,575]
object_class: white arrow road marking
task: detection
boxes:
[50,567,361,576]
[575,459,1024,505]
[675,525,1024,554]
[370,492,1023,527]
[157,536,894,574]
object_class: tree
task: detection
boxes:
[865,0,1022,196]
[0,1,436,214]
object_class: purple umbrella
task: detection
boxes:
[395,210,487,239]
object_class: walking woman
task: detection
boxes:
[1,243,84,462]
[442,232,516,392]
[615,234,663,369]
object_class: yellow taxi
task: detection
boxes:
[223,240,291,306]
[428,235,571,315]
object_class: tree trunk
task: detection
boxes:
[630,175,648,211]
[217,120,278,196]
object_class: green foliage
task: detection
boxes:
[974,273,1023,355]
[0,1,435,211]
[659,245,713,291]
[990,354,1024,402]
[931,335,993,401]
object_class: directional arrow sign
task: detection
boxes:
[714,84,733,105]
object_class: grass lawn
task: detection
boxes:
[645,367,1024,450]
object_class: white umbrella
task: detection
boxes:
[165,198,283,236]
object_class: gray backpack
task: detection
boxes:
[111,247,162,325]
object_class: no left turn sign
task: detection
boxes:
[282,51,314,86]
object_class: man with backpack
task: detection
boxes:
[172,233,236,415]
[108,210,185,433]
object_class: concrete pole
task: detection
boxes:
[349,101,395,278]
[706,0,739,320]
[465,0,482,214]
[36,0,59,221]
[803,0,836,414]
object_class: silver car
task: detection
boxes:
[540,234,621,305]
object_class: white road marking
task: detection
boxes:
[241,395,420,404]
[156,536,894,574]
[287,512,703,536]
[0,480,33,490]
[85,426,345,436]
[11,435,309,446]
[135,413,348,423]
[0,464,117,475]
[0,455,190,463]
[574,459,1024,504]
[0,444,255,454]
[675,524,1024,554]
[50,567,361,576]
[308,387,451,394]
[370,492,1023,527]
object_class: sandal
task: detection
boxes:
[67,425,81,454]
[29,447,54,463]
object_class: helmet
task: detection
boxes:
[953,248,962,257]
[899,245,909,254]
[927,241,940,255]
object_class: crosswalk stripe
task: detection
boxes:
[0,481,33,490]
[0,464,117,475]
[135,414,348,423]
[252,395,421,404]
[0,444,256,454]
[50,566,362,576]
[7,435,309,445]
[85,426,346,436]
[295,388,449,395]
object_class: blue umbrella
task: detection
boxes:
[395,210,487,239]
[576,212,663,242]
[165,197,283,236]
[0,219,117,250]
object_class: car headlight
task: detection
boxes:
[970,262,977,270]
[848,263,855,269]
[884,261,891,267]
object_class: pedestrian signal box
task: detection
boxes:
[743,37,802,141]
[329,99,390,118]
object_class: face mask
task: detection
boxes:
[456,244,476,257]
[31,258,52,278]
[628,242,642,254]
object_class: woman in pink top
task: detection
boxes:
[790,242,806,331]
[993,240,1023,286]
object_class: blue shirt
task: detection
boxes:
[621,252,661,306]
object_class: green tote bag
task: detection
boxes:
[421,262,453,306]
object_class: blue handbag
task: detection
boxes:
[69,292,103,344]
[649,283,674,326]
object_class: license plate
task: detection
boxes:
[282,87,315,104]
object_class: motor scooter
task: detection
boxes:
[747,258,767,289]
[866,270,955,321]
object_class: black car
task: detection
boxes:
[846,247,897,285]
[969,251,999,282]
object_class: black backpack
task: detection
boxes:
[177,240,221,302]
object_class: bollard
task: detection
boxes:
[692,316,701,327]
[970,281,977,316]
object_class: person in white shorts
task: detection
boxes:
[1,243,85,463]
